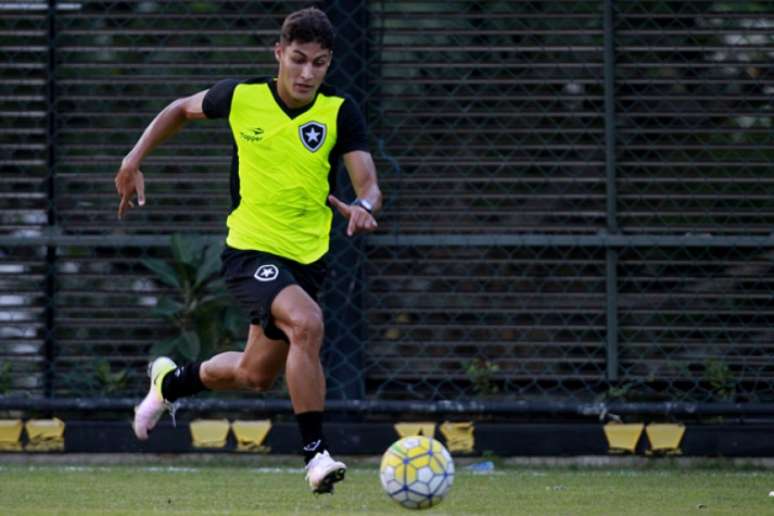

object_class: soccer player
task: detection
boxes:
[114,7,382,494]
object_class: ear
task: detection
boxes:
[274,42,282,63]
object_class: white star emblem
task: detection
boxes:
[299,122,326,151]
[305,127,320,143]
[254,264,278,282]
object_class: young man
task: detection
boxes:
[114,7,382,494]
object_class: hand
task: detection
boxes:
[328,194,378,237]
[115,160,146,220]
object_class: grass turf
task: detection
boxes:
[1,461,774,515]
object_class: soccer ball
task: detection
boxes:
[379,435,455,510]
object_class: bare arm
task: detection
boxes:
[328,150,383,236]
[115,90,208,219]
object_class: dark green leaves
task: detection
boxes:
[142,234,246,363]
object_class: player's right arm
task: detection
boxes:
[115,90,208,219]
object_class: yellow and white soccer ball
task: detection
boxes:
[379,435,455,510]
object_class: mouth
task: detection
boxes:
[295,83,313,94]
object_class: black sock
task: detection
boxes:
[296,411,327,464]
[160,362,207,402]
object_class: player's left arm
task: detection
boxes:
[328,150,383,237]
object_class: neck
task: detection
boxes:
[276,81,312,109]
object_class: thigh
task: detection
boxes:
[270,258,327,339]
[221,247,297,340]
[271,284,322,333]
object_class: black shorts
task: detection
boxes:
[220,246,327,341]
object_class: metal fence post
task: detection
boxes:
[44,0,58,398]
[603,0,619,382]
[321,0,370,402]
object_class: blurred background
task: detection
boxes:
[1,0,773,422]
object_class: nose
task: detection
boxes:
[300,63,314,80]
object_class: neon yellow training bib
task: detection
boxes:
[224,82,344,264]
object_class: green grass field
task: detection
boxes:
[1,459,774,515]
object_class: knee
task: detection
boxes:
[285,307,324,349]
[238,367,275,392]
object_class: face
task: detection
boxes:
[274,40,332,108]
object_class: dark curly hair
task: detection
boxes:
[280,7,334,50]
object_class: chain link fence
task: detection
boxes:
[1,1,773,411]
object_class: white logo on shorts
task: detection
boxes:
[254,264,279,282]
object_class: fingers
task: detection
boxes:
[136,173,145,207]
[347,208,378,237]
[328,195,377,236]
[115,167,145,219]
[118,195,129,220]
[327,194,348,216]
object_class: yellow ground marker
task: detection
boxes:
[231,420,272,453]
[189,419,230,448]
[439,421,475,453]
[645,423,685,455]
[603,423,644,454]
[0,419,23,451]
[25,418,65,451]
[394,422,436,439]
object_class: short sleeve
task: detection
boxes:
[335,97,369,153]
[202,79,241,119]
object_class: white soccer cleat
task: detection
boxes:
[305,450,347,494]
[132,356,178,440]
